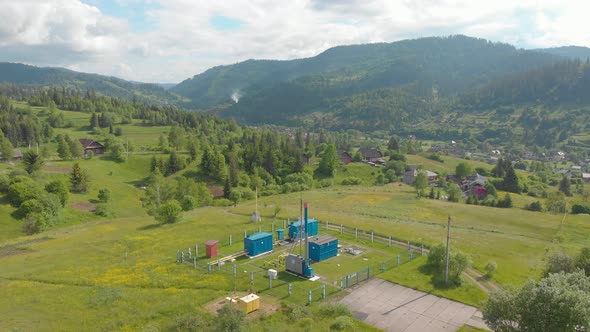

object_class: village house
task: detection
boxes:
[79,139,105,156]
[447,173,488,198]
[583,173,590,183]
[338,150,352,165]
[358,147,383,163]
[0,148,23,161]
[403,165,438,185]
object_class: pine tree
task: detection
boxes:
[70,162,90,193]
[559,175,572,196]
[223,177,231,199]
[57,135,71,160]
[502,165,520,193]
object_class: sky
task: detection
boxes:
[0,0,589,83]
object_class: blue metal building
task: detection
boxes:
[309,235,338,262]
[276,229,285,240]
[244,232,273,257]
[288,219,319,239]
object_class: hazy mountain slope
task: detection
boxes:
[536,46,590,60]
[0,62,182,104]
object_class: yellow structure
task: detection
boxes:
[239,294,260,314]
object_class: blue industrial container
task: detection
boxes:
[288,219,319,239]
[244,232,273,257]
[309,235,338,262]
[276,229,285,240]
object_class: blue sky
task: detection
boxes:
[0,0,588,83]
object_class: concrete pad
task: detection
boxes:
[340,278,491,332]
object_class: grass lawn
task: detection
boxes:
[379,256,488,308]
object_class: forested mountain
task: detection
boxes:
[536,46,590,60]
[0,63,183,104]
[173,35,562,114]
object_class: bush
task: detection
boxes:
[97,188,111,203]
[428,154,444,162]
[7,178,44,207]
[156,200,182,224]
[330,316,354,330]
[316,179,332,188]
[0,174,10,193]
[213,198,233,207]
[181,195,196,211]
[485,261,497,278]
[94,203,110,217]
[527,201,543,211]
[171,312,208,332]
[45,180,69,207]
[216,304,245,332]
[22,212,48,235]
[283,303,312,321]
[572,203,590,215]
[341,177,362,185]
[319,303,352,318]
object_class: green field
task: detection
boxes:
[1,105,589,330]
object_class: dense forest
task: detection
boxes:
[0,63,182,104]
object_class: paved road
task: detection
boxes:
[340,278,489,332]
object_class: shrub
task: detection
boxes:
[316,179,332,188]
[216,304,245,332]
[330,316,354,330]
[283,303,312,320]
[527,201,543,212]
[572,204,590,215]
[213,198,233,207]
[94,203,110,217]
[45,180,69,207]
[171,312,208,332]
[97,188,111,203]
[428,154,444,162]
[485,261,497,278]
[22,212,48,235]
[181,195,196,211]
[156,200,182,224]
[341,177,362,185]
[319,303,351,318]
[7,178,44,207]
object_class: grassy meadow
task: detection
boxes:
[1,104,589,330]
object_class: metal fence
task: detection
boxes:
[174,218,425,304]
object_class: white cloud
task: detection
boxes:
[0,0,589,83]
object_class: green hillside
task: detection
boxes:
[0,63,184,104]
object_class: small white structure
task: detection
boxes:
[268,269,278,279]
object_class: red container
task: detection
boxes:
[206,240,218,258]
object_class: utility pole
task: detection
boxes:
[445,215,451,285]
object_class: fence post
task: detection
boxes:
[345,275,349,288]
[288,283,292,296]
[176,250,180,262]
[188,247,192,258]
[194,257,196,269]
[218,261,221,271]
[355,228,358,239]
[244,231,247,238]
[326,220,328,230]
[397,255,400,266]
[340,224,343,234]
[322,285,326,299]
[410,250,414,260]
[308,290,312,305]
[367,266,370,279]
[272,222,274,233]
[284,220,286,230]
[382,261,385,273]
[250,272,254,283]
[208,263,212,273]
[269,275,272,289]
[421,244,424,255]
[389,236,392,247]
[229,234,233,246]
[371,231,374,243]
[195,244,198,258]
[407,241,410,250]
[181,252,185,263]
[259,226,262,233]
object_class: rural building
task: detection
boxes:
[583,173,590,183]
[358,147,383,162]
[79,139,105,155]
[462,174,488,197]
[403,165,438,185]
[338,150,352,165]
[288,219,319,239]
[0,148,23,161]
[309,235,338,262]
[244,232,273,257]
